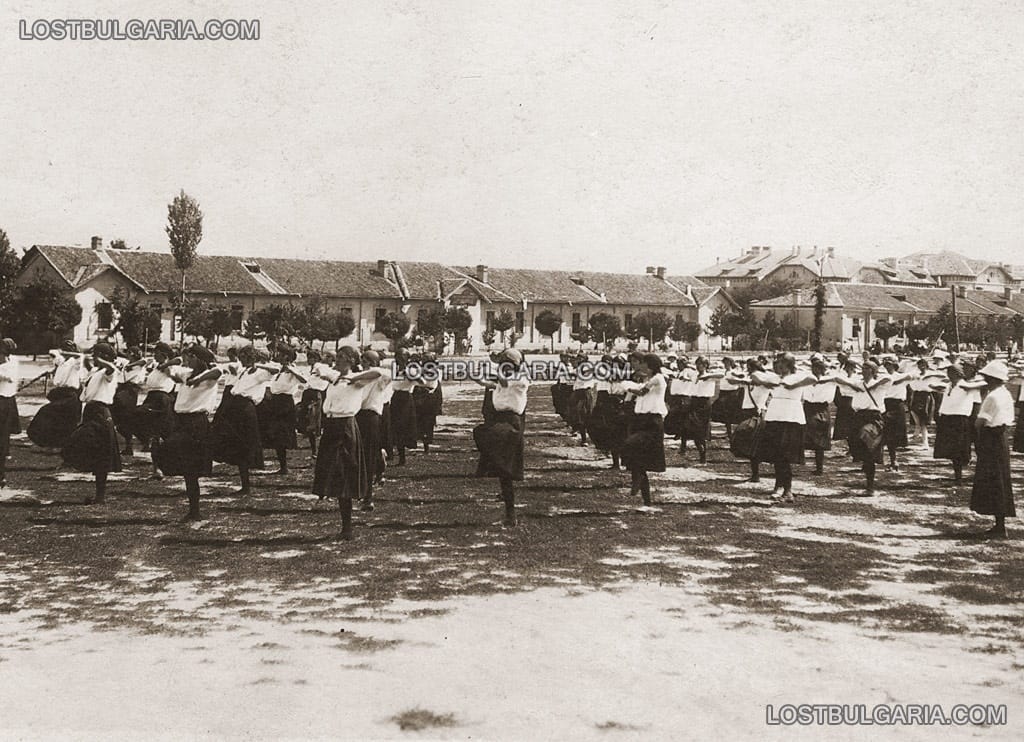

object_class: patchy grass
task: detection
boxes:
[390,708,459,731]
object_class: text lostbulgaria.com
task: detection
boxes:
[18,18,260,41]
[766,704,1007,727]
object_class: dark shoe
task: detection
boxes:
[982,525,1007,539]
[339,527,354,541]
[361,500,374,512]
[503,514,518,527]
[236,487,252,496]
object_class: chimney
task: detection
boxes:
[957,285,967,299]
[376,259,387,276]
[793,290,801,307]
[645,266,656,274]
[475,264,488,283]
[655,266,666,280]
[827,246,835,257]
[91,235,103,251]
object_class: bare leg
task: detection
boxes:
[501,477,517,526]
[238,464,251,495]
[814,449,824,474]
[338,497,353,540]
[183,476,202,521]
[275,447,288,475]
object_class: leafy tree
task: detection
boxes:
[588,312,622,347]
[534,310,562,352]
[706,304,752,340]
[109,287,162,348]
[874,319,900,350]
[166,189,203,338]
[323,309,356,349]
[0,229,21,334]
[728,278,797,310]
[670,318,702,348]
[245,303,301,345]
[442,307,473,351]
[906,320,930,342]
[926,302,958,349]
[571,326,592,348]
[811,281,827,351]
[492,309,515,347]
[481,329,496,350]
[11,279,82,351]
[632,311,673,349]
[416,308,447,351]
[757,311,779,349]
[108,238,138,250]
[379,311,411,349]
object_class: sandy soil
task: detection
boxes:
[0,381,1022,740]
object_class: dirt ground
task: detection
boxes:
[1,381,1022,740]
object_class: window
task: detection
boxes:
[417,308,429,327]
[675,313,684,328]
[374,306,387,332]
[230,305,244,332]
[96,302,112,331]
[340,307,353,317]
[514,311,525,334]
[571,312,581,333]
[486,310,495,332]
[852,318,861,337]
[149,302,162,314]
[624,313,633,332]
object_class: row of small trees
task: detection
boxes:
[524,309,703,352]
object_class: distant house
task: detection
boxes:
[16,241,733,352]
[876,251,1024,293]
[695,246,861,288]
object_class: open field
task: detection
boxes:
[1,381,1022,740]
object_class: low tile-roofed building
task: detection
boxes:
[696,246,861,286]
[27,245,109,286]
[252,257,400,299]
[753,283,1015,316]
[108,251,277,295]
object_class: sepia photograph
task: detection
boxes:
[0,1,1022,739]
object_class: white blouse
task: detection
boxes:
[81,368,117,405]
[53,357,83,389]
[802,378,836,404]
[322,371,367,417]
[763,372,808,424]
[492,377,530,415]
[304,363,330,392]
[937,383,978,417]
[143,365,177,394]
[848,382,885,413]
[690,377,717,399]
[0,358,18,397]
[231,367,272,404]
[977,386,1014,427]
[269,369,303,397]
[626,374,668,417]
[173,368,220,414]
[360,368,393,415]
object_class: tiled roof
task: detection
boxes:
[31,245,107,285]
[462,267,596,304]
[900,250,977,278]
[753,283,1015,316]
[104,251,273,295]
[394,262,471,301]
[568,272,693,305]
[697,247,861,282]
[858,262,936,286]
[664,274,709,288]
[252,258,399,299]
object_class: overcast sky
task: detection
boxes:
[1,0,1022,273]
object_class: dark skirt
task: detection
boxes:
[381,401,393,455]
[474,410,525,481]
[132,390,175,442]
[62,402,122,475]
[909,390,935,424]
[209,394,264,467]
[355,409,385,478]
[153,411,213,477]
[710,388,743,424]
[882,398,909,449]
[258,393,298,450]
[832,392,854,441]
[848,409,884,464]
[412,385,442,444]
[971,426,1015,517]
[312,416,368,500]
[482,387,497,423]
[759,420,806,464]
[933,414,972,463]
[551,382,572,422]
[111,382,140,439]
[803,401,832,451]
[663,394,690,437]
[566,388,596,433]
[681,397,712,442]
[27,386,81,448]
[1013,403,1024,454]
[0,396,19,465]
[390,390,418,449]
[296,388,323,436]
[587,391,626,453]
[621,413,666,473]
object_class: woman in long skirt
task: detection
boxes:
[551,354,573,427]
[931,364,986,484]
[880,356,913,472]
[680,357,720,463]
[0,338,20,488]
[473,348,530,526]
[802,354,836,475]
[111,346,146,456]
[297,349,329,457]
[755,354,815,502]
[356,349,392,510]
[259,345,305,475]
[568,355,596,445]
[153,345,221,521]
[390,349,419,465]
[971,361,1015,538]
[620,353,667,505]
[210,345,272,494]
[586,355,627,470]
[27,342,84,450]
[412,354,442,453]
[831,356,858,443]
[63,343,121,505]
[311,346,381,540]
[134,342,179,478]
[663,358,691,443]
[836,360,886,495]
[710,356,742,440]
[909,358,938,449]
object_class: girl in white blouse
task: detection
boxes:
[26,341,84,450]
[297,349,330,458]
[260,345,307,476]
[210,345,272,494]
[681,357,722,464]
[0,338,19,488]
[802,354,838,476]
[930,364,987,484]
[620,353,667,505]
[753,354,817,502]
[970,361,1015,538]
[880,356,915,473]
[156,345,222,522]
[835,360,888,495]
